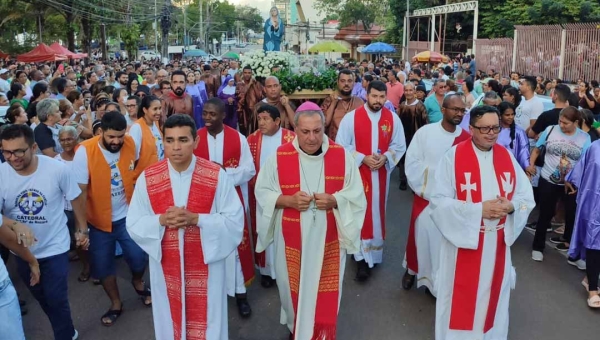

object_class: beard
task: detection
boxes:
[102,137,124,153]
[172,87,185,96]
[340,89,352,97]
[367,101,382,112]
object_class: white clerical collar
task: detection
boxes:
[293,135,330,158]
[168,155,196,175]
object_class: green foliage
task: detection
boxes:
[273,68,338,94]
[120,24,141,60]
[339,0,376,32]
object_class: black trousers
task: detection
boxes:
[532,178,576,252]
[587,248,600,292]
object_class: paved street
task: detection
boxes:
[13,169,599,340]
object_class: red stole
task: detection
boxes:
[406,128,470,273]
[146,158,220,340]
[277,142,345,339]
[354,105,394,240]
[194,126,255,285]
[247,128,295,267]
[449,140,515,333]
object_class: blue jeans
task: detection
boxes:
[16,252,75,340]
[89,218,147,280]
[0,279,25,340]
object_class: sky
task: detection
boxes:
[228,0,271,19]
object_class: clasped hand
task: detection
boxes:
[160,206,198,229]
[289,191,337,212]
[363,154,387,171]
[482,196,514,220]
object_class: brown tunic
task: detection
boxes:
[237,79,264,136]
[321,95,364,141]
[160,92,194,128]
[252,99,296,132]
[397,99,429,146]
[202,75,219,98]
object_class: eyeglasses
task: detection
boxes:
[1,147,29,159]
[471,125,501,134]
[444,106,466,113]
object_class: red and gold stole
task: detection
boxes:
[405,128,470,273]
[194,125,255,285]
[354,105,394,240]
[450,140,515,333]
[146,158,220,340]
[247,128,296,267]
[277,142,345,339]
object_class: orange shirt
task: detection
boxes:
[386,81,405,109]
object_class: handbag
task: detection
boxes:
[534,125,555,167]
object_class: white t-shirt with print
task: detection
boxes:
[515,95,545,147]
[0,216,8,283]
[0,156,81,259]
[72,143,139,223]
[128,122,164,161]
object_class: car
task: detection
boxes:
[139,50,160,60]
[235,43,248,48]
[222,39,237,46]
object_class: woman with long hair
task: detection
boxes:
[497,101,530,170]
[7,82,28,110]
[126,77,139,96]
[578,80,596,111]
[502,86,522,108]
[26,82,51,124]
[528,107,591,261]
[128,95,164,180]
[579,109,599,142]
[14,70,32,100]
[112,88,129,116]
[462,79,476,108]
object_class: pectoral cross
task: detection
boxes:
[312,206,317,225]
[461,172,477,203]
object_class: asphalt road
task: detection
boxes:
[13,169,600,340]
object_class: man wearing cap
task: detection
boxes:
[255,101,366,339]
[0,69,10,94]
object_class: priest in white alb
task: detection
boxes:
[335,80,406,281]
[429,106,534,340]
[254,102,366,340]
[193,98,256,317]
[402,94,470,295]
[127,114,244,340]
[247,103,295,288]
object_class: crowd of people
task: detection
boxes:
[0,52,598,340]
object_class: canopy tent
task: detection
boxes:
[49,42,87,59]
[362,42,396,54]
[183,49,208,58]
[17,43,67,63]
[308,41,349,53]
[0,50,8,59]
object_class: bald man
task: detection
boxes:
[251,76,295,132]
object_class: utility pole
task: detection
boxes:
[199,0,203,49]
[183,3,187,49]
[101,23,108,62]
[154,0,158,52]
[161,2,171,60]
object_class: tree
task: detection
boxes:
[338,0,377,32]
[120,24,141,60]
[235,5,263,33]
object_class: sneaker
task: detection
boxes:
[556,243,569,252]
[551,218,565,227]
[72,330,79,340]
[550,236,567,244]
[532,250,544,262]
[554,226,565,235]
[567,257,586,270]
[524,223,537,232]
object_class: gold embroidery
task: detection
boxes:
[363,181,369,193]
[277,151,297,156]
[318,241,340,292]
[325,176,344,181]
[420,167,429,198]
[280,184,300,189]
[282,216,301,222]
[283,133,295,143]
[285,246,301,293]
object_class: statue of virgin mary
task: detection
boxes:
[263,6,284,51]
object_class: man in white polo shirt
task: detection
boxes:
[0,124,88,340]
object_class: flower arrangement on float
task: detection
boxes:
[239,50,292,78]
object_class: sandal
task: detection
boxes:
[101,307,123,326]
[587,294,600,309]
[554,226,565,235]
[92,278,101,285]
[132,280,152,307]
[77,271,90,282]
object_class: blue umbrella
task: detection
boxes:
[362,42,396,54]
[183,49,208,57]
